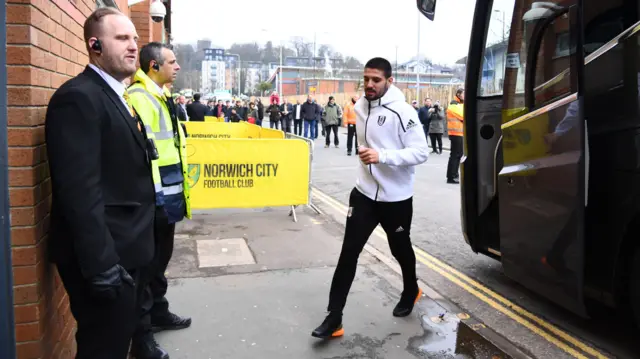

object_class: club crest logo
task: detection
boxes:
[188,164,201,189]
[377,116,386,126]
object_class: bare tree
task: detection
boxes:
[290,36,313,57]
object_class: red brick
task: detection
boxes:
[8,66,51,87]
[14,303,42,324]
[8,86,54,106]
[13,264,38,286]
[12,245,39,266]
[49,38,62,57]
[51,72,71,89]
[13,284,39,305]
[7,24,29,43]
[8,107,47,127]
[10,198,50,226]
[15,321,42,342]
[10,216,49,246]
[7,145,47,167]
[16,340,43,359]
[9,180,50,207]
[7,126,46,147]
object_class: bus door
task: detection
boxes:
[498,0,587,316]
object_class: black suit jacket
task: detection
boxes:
[186,101,208,121]
[176,103,188,121]
[45,66,156,278]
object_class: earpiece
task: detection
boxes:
[91,39,102,53]
[152,62,160,71]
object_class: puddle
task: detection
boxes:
[408,307,512,359]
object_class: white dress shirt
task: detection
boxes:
[88,64,129,110]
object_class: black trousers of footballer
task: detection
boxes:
[327,188,417,312]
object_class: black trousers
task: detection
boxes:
[294,119,303,136]
[328,188,417,312]
[270,118,280,129]
[281,117,292,133]
[346,124,358,152]
[135,211,175,339]
[447,135,463,180]
[57,261,143,359]
[429,133,443,153]
[325,125,339,146]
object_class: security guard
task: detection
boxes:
[128,42,192,359]
[446,88,464,184]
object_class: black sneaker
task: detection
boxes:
[311,312,344,339]
[151,312,192,333]
[393,287,423,317]
[131,332,169,359]
[347,152,352,156]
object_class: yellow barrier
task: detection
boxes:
[186,139,310,208]
[182,122,281,139]
[260,127,285,139]
[204,116,225,122]
[182,122,260,139]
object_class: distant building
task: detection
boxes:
[267,63,460,96]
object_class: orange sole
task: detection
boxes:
[332,327,345,337]
[414,288,423,304]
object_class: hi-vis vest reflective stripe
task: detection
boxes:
[128,73,191,220]
[447,99,464,136]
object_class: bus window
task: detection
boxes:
[477,0,517,97]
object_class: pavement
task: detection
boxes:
[156,206,522,359]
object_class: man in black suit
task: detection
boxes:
[175,95,188,121]
[186,93,207,121]
[45,8,155,359]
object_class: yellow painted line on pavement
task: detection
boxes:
[311,187,608,359]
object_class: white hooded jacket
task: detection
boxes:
[355,85,429,202]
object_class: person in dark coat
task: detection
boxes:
[301,95,320,139]
[256,98,265,127]
[45,8,155,358]
[428,101,446,154]
[279,98,294,133]
[418,98,433,148]
[186,93,208,121]
[267,100,281,129]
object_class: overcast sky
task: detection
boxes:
[170,0,499,66]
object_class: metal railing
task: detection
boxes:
[285,132,322,221]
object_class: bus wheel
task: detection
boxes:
[630,246,640,327]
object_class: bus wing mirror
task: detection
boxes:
[417,0,436,21]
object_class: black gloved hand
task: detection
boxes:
[88,264,135,301]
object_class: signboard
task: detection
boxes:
[506,53,521,69]
[186,139,309,208]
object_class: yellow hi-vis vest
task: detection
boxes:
[128,69,191,220]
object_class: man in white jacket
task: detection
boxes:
[312,57,429,339]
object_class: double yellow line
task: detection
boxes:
[311,188,608,359]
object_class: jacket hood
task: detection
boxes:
[357,85,406,109]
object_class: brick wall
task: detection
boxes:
[5,0,136,358]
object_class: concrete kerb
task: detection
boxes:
[284,132,322,221]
